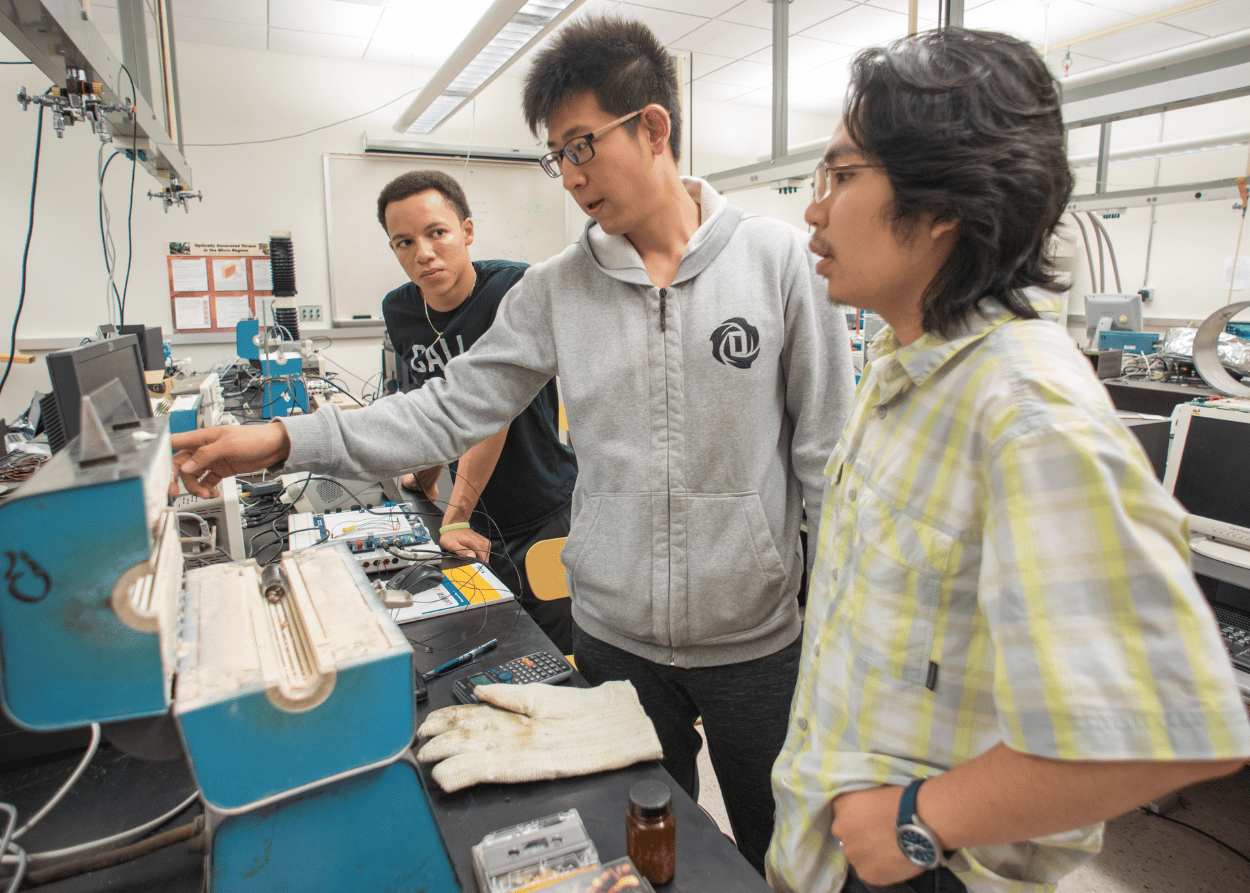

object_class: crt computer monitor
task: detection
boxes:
[1162,403,1250,564]
[41,334,154,452]
[1084,293,1143,348]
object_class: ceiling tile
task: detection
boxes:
[792,95,842,116]
[861,0,939,27]
[798,56,851,105]
[718,0,858,32]
[1092,0,1195,14]
[625,0,742,17]
[268,28,369,60]
[1043,47,1115,79]
[614,3,708,43]
[175,17,268,52]
[1161,0,1250,37]
[744,35,855,72]
[785,74,841,105]
[691,51,737,79]
[799,3,912,50]
[669,18,773,57]
[692,79,753,103]
[732,67,839,106]
[562,0,624,20]
[177,0,267,27]
[963,0,1128,48]
[269,0,383,38]
[364,39,452,68]
[1076,21,1210,62]
[732,85,771,108]
[698,57,772,88]
[373,2,495,55]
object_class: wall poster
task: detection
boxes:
[167,241,273,333]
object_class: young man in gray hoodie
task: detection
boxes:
[171,16,854,873]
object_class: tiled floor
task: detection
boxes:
[694,731,1250,891]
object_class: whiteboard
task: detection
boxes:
[323,152,570,324]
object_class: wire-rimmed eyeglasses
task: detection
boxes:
[539,109,646,178]
[811,160,882,202]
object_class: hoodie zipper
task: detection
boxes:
[659,288,667,331]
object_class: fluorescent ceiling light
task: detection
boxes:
[394,0,585,136]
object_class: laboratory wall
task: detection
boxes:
[2,27,1248,424]
[1060,94,1250,346]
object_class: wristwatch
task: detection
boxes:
[895,778,945,869]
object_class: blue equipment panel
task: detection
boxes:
[0,417,173,729]
[1098,330,1160,356]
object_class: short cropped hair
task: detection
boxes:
[376,170,471,231]
[522,16,682,163]
[845,28,1073,338]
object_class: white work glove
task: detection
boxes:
[416,681,664,793]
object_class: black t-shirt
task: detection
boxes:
[381,259,576,536]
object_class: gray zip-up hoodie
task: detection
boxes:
[282,178,854,668]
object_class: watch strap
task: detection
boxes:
[898,777,926,826]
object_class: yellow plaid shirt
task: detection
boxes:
[767,299,1250,893]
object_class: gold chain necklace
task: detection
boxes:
[423,299,444,340]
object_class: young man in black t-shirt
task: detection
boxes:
[378,170,577,652]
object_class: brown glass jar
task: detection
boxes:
[626,779,675,884]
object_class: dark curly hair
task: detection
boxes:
[522,15,682,163]
[844,28,1073,338]
[376,169,470,231]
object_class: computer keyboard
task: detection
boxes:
[1211,603,1250,673]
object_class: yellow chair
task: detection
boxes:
[525,537,575,668]
[525,537,569,602]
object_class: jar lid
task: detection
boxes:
[628,780,672,820]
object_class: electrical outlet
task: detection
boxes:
[1137,288,1154,302]
[299,305,323,322]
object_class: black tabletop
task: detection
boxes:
[1,603,768,893]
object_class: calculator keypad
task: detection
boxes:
[496,652,571,684]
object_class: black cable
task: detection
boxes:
[0,98,46,400]
[98,149,125,316]
[181,88,418,147]
[119,64,138,323]
[306,374,364,406]
[1140,807,1250,865]
[22,823,200,887]
[397,481,525,654]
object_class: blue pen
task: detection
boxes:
[423,638,499,682]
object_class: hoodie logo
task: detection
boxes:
[710,318,760,369]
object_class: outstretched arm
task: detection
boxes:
[169,423,290,498]
[438,425,509,562]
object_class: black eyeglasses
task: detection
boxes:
[811,160,882,202]
[539,109,645,178]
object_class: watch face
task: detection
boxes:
[897,824,939,868]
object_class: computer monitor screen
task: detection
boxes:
[43,335,153,452]
[1084,293,1143,348]
[1162,404,1250,549]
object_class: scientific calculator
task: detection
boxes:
[451,652,574,704]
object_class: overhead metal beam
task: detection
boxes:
[1061,28,1250,129]
[1065,178,1241,213]
[0,0,193,187]
[702,144,824,194]
[771,0,788,161]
